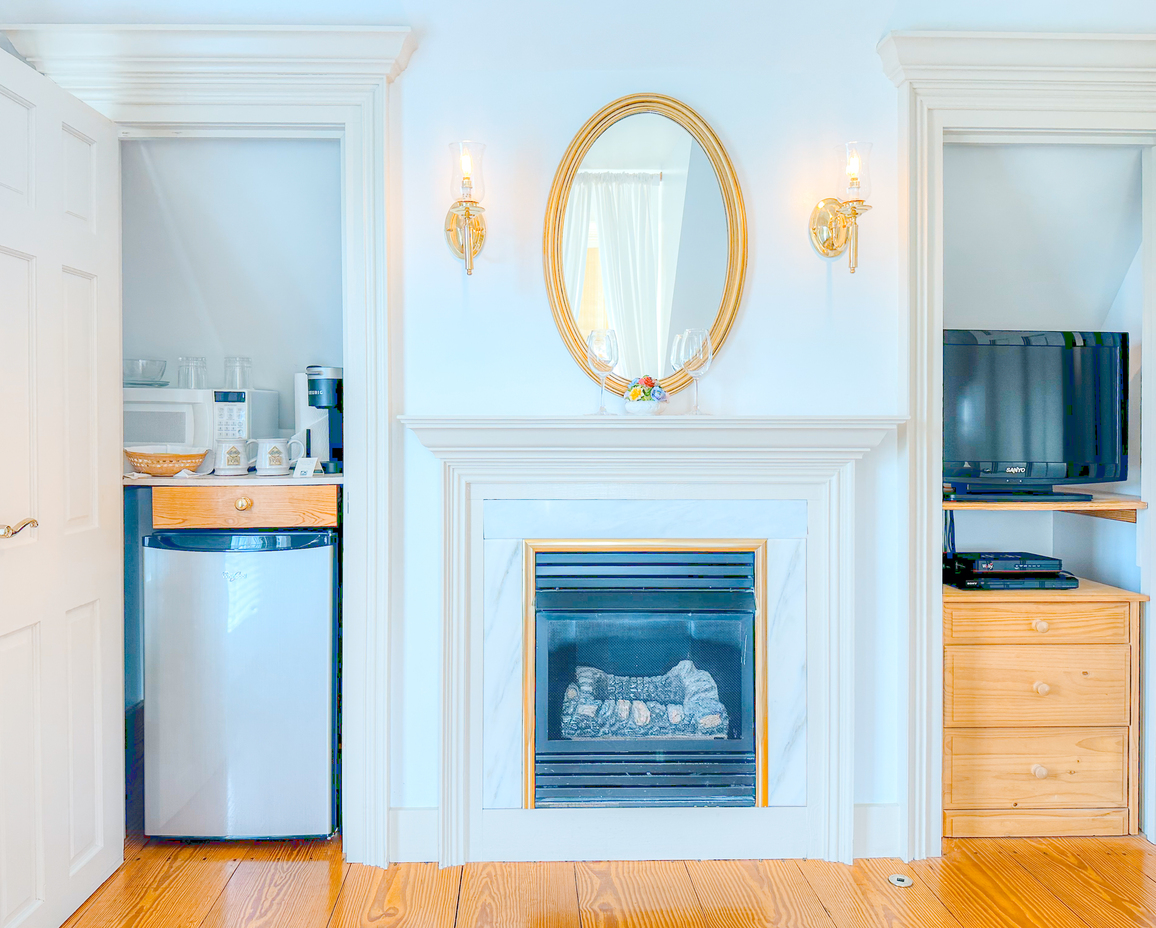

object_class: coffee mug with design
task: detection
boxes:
[213,439,256,476]
[253,438,305,476]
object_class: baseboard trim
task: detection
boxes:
[389,808,438,862]
[387,803,901,863]
[854,802,900,858]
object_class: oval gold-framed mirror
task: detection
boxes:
[544,93,746,396]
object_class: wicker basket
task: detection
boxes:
[124,447,208,477]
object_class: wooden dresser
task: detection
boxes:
[943,578,1146,837]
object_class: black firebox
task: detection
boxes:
[534,550,756,807]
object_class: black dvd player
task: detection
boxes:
[949,571,1079,591]
[948,551,1062,574]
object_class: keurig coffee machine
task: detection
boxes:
[306,365,343,474]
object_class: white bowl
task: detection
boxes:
[624,399,664,415]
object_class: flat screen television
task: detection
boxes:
[943,330,1128,500]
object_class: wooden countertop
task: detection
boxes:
[123,474,343,487]
[944,577,1148,602]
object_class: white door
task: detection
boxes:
[0,48,123,928]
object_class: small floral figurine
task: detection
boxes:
[623,375,669,415]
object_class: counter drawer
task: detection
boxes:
[944,727,1127,810]
[945,601,1129,644]
[152,485,339,529]
[945,645,1130,727]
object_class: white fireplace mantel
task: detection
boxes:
[402,415,904,458]
[402,414,904,866]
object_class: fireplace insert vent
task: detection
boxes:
[534,549,757,807]
[534,751,757,807]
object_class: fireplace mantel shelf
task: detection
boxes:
[401,415,906,456]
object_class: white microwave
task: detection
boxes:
[123,387,280,447]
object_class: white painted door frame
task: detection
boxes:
[3,25,415,868]
[879,31,1156,860]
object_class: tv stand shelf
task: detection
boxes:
[943,492,1146,523]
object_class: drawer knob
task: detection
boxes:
[1031,764,1049,779]
[1034,681,1051,696]
[234,497,254,512]
[1032,619,1050,633]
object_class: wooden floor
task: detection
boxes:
[66,833,1156,927]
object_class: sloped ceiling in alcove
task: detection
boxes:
[943,143,1142,331]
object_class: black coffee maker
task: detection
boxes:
[306,366,343,474]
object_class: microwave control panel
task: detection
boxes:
[214,392,249,440]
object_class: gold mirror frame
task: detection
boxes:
[543,94,747,396]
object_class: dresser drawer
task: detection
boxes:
[945,601,1129,644]
[944,808,1128,838]
[152,485,339,529]
[944,727,1126,810]
[945,645,1130,726]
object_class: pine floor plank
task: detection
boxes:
[198,859,349,928]
[574,860,707,928]
[992,837,1156,928]
[914,839,1088,928]
[135,839,256,864]
[63,855,240,928]
[798,857,962,928]
[328,862,463,927]
[456,861,580,927]
[276,835,344,863]
[1069,835,1156,887]
[685,859,836,928]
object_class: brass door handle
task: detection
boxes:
[1,518,38,538]
[234,497,254,512]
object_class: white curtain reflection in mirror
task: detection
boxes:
[561,114,728,381]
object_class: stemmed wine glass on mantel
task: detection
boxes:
[675,328,712,415]
[586,328,619,415]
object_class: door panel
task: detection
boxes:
[0,47,122,928]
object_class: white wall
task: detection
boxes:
[122,139,343,430]
[17,0,1156,821]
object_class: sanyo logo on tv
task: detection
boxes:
[1004,465,1027,474]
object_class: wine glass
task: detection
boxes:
[678,328,712,415]
[586,328,619,415]
[669,332,683,379]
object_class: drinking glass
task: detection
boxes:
[223,356,252,389]
[678,328,712,415]
[585,329,619,415]
[177,356,207,389]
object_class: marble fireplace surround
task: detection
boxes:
[403,416,903,866]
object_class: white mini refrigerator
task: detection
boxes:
[143,530,336,838]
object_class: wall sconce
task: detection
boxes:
[445,140,486,275]
[809,141,872,273]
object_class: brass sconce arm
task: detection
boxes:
[445,199,486,275]
[809,197,871,273]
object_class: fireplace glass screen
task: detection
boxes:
[534,550,757,807]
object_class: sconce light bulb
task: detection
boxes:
[847,153,860,177]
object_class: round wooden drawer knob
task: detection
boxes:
[1032,764,1049,779]
[1034,681,1051,696]
[1032,620,1050,633]
[235,497,254,511]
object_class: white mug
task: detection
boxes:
[253,438,305,476]
[213,439,255,476]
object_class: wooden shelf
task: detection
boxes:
[943,492,1146,523]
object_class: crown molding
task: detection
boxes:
[0,24,417,108]
[878,31,1156,88]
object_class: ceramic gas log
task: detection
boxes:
[561,661,729,739]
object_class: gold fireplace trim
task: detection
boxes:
[522,538,770,809]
